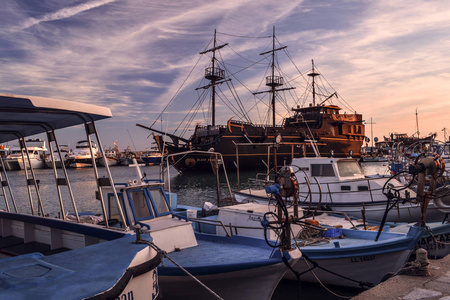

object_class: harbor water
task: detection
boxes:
[0,161,392,299]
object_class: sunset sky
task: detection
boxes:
[1,0,450,150]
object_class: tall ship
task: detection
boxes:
[138,28,365,172]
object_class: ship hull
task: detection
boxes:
[155,119,364,173]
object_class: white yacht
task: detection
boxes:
[4,139,47,170]
[66,140,98,168]
[44,144,71,168]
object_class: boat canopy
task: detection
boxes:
[0,94,112,143]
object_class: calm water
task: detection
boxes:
[0,161,390,299]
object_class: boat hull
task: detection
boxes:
[67,158,95,168]
[159,261,294,300]
[157,233,301,300]
[153,119,364,172]
[234,190,445,223]
[99,157,119,167]
[288,248,411,288]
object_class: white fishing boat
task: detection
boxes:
[4,139,47,170]
[0,94,161,299]
[119,146,136,166]
[66,140,98,168]
[235,156,445,223]
[99,142,121,167]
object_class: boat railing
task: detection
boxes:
[247,172,275,190]
[164,150,234,207]
[297,177,413,203]
[189,209,362,238]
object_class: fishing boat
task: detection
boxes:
[119,146,137,166]
[141,147,162,165]
[187,156,447,288]
[4,139,47,170]
[101,155,302,299]
[65,140,98,168]
[193,201,423,288]
[0,94,161,299]
[137,28,365,173]
[360,146,388,162]
[98,142,121,167]
[235,156,446,223]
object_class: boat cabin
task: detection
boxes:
[291,157,365,182]
[102,178,198,252]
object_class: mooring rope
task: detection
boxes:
[136,239,224,300]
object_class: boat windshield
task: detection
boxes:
[311,164,335,177]
[148,188,170,215]
[336,160,363,177]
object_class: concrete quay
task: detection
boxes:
[352,254,450,300]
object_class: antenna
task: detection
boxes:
[364,117,376,147]
[127,129,137,151]
[415,108,420,138]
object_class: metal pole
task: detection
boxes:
[0,156,17,212]
[90,120,127,229]
[52,129,79,222]
[19,138,35,215]
[85,123,109,228]
[0,157,10,212]
[22,138,45,216]
[47,131,66,220]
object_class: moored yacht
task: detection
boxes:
[4,138,47,170]
[65,140,98,168]
[44,144,70,168]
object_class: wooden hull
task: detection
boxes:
[156,119,364,173]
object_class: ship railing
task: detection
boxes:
[229,119,285,128]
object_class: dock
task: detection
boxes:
[352,254,450,300]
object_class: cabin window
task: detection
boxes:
[336,160,363,177]
[108,193,128,225]
[147,188,170,215]
[341,186,351,191]
[311,164,335,177]
[130,190,153,219]
[358,186,369,191]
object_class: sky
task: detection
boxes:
[1,0,450,151]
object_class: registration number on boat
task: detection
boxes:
[350,255,375,263]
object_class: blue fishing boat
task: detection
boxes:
[100,159,302,299]
[185,155,447,289]
[0,94,161,299]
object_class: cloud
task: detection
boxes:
[1,0,450,148]
[12,0,118,32]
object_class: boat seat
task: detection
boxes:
[1,241,50,256]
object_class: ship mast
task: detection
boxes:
[253,26,294,127]
[308,60,320,106]
[198,30,228,126]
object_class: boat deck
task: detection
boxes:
[0,234,152,299]
[158,233,286,276]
